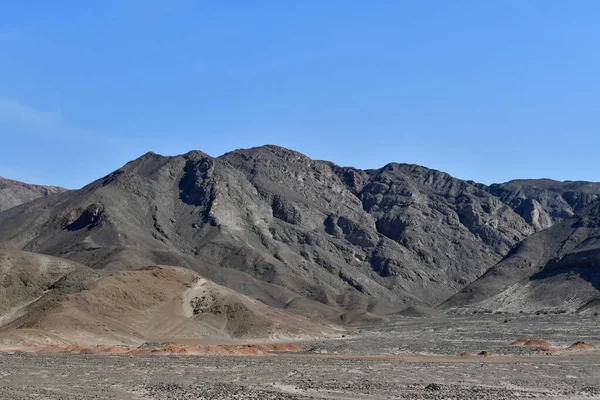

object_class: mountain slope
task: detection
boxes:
[488,179,600,231]
[442,201,600,313]
[0,266,337,346]
[0,250,98,326]
[0,146,549,318]
[0,177,67,211]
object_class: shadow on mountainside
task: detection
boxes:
[530,261,600,292]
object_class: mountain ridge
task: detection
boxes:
[0,177,68,212]
[1,145,599,319]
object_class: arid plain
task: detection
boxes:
[1,314,599,399]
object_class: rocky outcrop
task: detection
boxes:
[488,179,600,231]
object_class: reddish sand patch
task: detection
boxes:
[509,339,552,348]
[567,341,597,351]
[510,339,560,355]
[459,351,473,357]
[270,343,302,352]
[533,345,559,355]
[1,346,583,364]
[0,343,304,357]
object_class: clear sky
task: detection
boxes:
[1,1,599,189]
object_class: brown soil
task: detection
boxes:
[509,339,552,347]
[567,341,597,351]
[0,343,303,356]
[0,266,337,346]
[533,345,560,355]
[459,351,473,356]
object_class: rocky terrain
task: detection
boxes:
[489,179,600,231]
[0,176,67,212]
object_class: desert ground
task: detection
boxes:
[1,314,599,400]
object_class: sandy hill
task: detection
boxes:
[0,265,338,346]
[0,250,97,327]
[442,202,600,313]
[0,177,67,212]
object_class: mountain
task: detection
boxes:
[0,177,67,212]
[1,146,600,320]
[488,179,600,231]
[442,201,600,313]
[0,145,542,321]
[0,264,337,346]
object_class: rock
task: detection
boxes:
[424,383,442,391]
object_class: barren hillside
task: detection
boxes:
[0,146,540,319]
[1,146,599,319]
[0,177,67,211]
[0,265,338,346]
[0,250,97,327]
[442,201,600,313]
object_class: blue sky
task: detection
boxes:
[1,1,599,189]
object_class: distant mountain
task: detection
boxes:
[442,201,600,313]
[0,146,599,320]
[488,179,600,231]
[0,177,67,211]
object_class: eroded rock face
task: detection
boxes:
[65,204,106,231]
[272,195,302,225]
[443,201,600,313]
[512,199,553,231]
[488,179,600,231]
[350,163,533,288]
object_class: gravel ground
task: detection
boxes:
[1,315,599,399]
[299,313,600,356]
